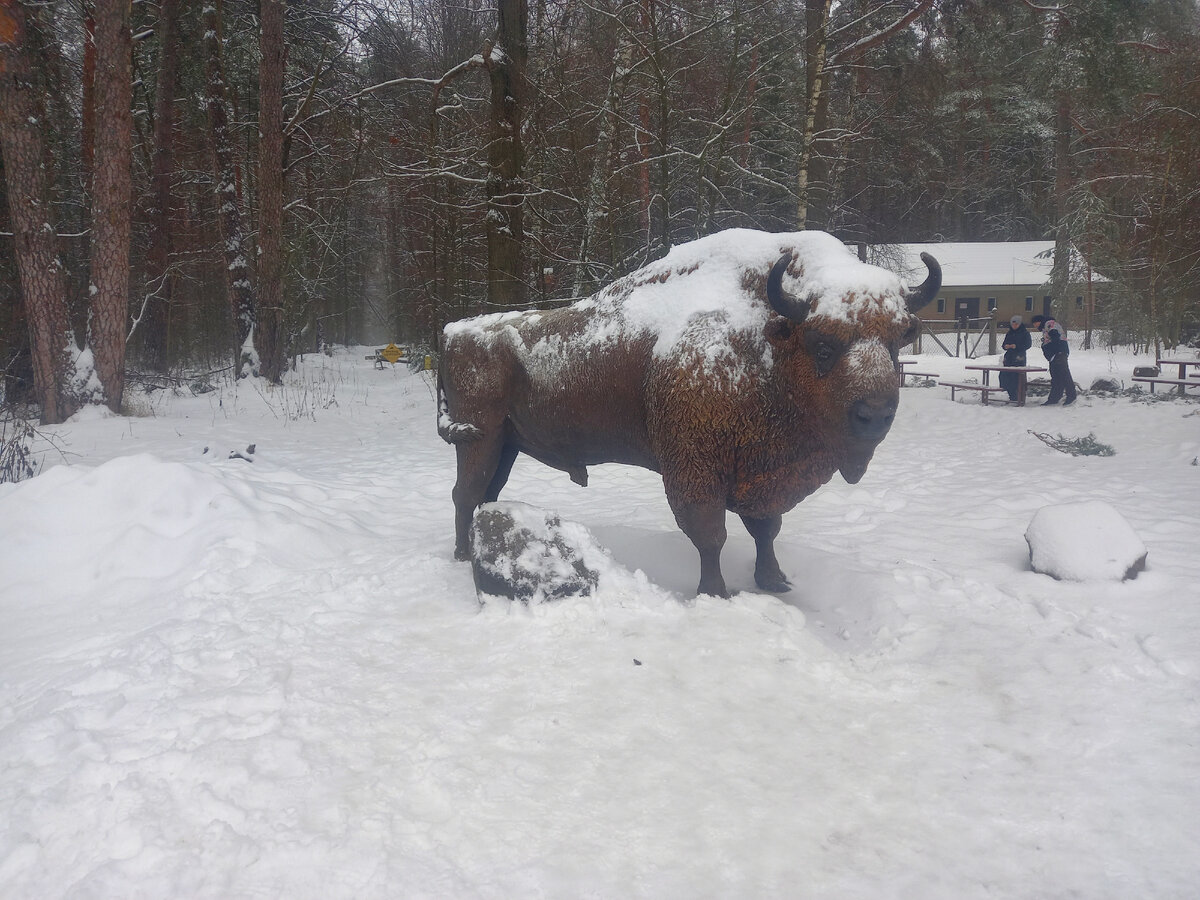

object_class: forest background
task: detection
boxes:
[1,0,1198,425]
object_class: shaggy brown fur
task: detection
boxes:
[438,235,939,597]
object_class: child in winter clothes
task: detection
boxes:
[1031,315,1076,405]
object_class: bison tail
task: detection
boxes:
[436,373,482,444]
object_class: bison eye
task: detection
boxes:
[804,333,844,378]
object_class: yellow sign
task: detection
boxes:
[381,343,404,364]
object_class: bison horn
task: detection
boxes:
[767,254,811,323]
[905,252,941,313]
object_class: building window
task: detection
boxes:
[987,298,997,312]
[1076,295,1084,309]
[1025,296,1034,311]
[936,298,946,313]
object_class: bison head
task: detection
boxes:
[763,250,941,483]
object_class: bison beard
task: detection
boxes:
[438,230,939,597]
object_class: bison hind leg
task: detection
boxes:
[484,444,519,502]
[740,514,791,593]
[452,434,509,561]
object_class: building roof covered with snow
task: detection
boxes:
[864,241,1100,289]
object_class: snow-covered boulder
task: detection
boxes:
[469,502,602,603]
[1025,500,1147,581]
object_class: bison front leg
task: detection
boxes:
[740,514,791,593]
[668,496,730,598]
[451,434,508,561]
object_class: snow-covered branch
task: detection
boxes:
[829,0,936,67]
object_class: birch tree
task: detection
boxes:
[796,0,935,230]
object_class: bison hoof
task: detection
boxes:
[755,571,792,593]
[696,579,730,599]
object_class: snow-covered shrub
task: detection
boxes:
[406,345,435,373]
[266,367,340,421]
[0,417,39,484]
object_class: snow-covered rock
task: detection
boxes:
[469,502,602,602]
[1025,500,1148,581]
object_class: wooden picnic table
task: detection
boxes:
[897,359,940,386]
[1157,356,1200,377]
[961,363,1047,406]
[1155,357,1200,395]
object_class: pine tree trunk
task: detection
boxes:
[0,0,77,424]
[143,0,180,373]
[203,0,258,375]
[256,0,286,382]
[484,0,528,309]
[89,0,133,412]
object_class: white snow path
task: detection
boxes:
[1,348,1199,898]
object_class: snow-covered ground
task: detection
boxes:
[2,345,1198,898]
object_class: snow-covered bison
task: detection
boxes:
[437,229,940,597]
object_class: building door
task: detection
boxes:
[955,297,980,321]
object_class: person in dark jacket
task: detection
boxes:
[999,314,1032,402]
[1032,314,1076,405]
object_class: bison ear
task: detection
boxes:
[764,315,794,345]
[900,314,921,348]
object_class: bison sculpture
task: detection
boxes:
[437,229,940,597]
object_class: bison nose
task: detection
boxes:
[848,398,897,441]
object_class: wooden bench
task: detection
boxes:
[366,345,407,369]
[900,370,940,385]
[1131,376,1200,394]
[939,381,1009,404]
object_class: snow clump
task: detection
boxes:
[1025,500,1148,581]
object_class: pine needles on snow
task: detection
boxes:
[1028,430,1116,457]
